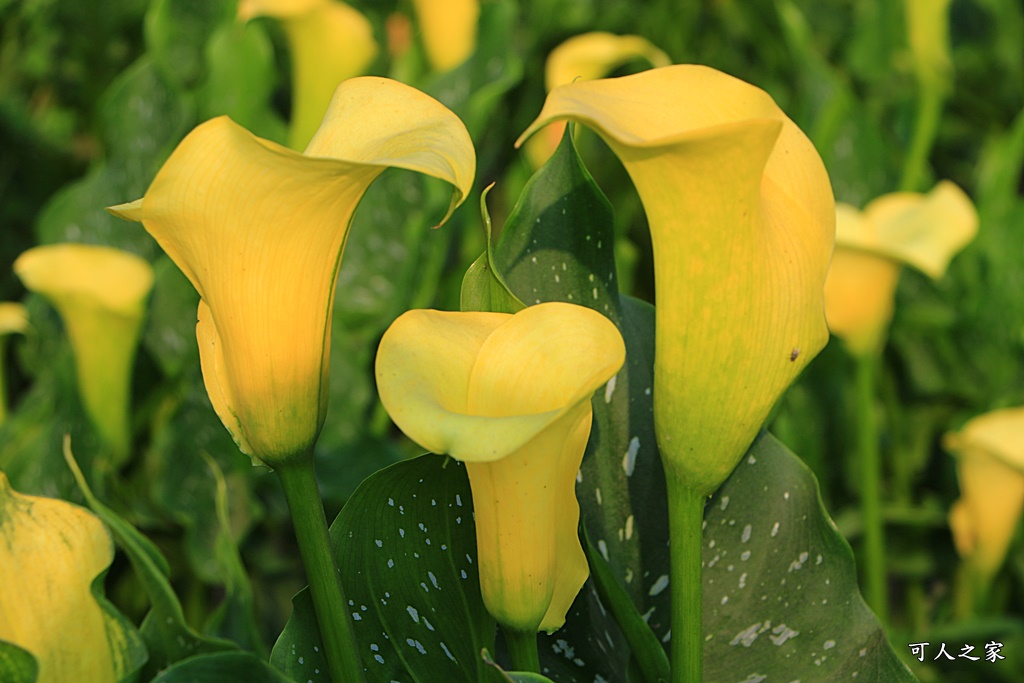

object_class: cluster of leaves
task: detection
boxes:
[0,0,1022,682]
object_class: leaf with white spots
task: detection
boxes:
[271,455,499,683]
[702,433,916,682]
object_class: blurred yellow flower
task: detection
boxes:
[905,0,953,94]
[110,78,475,467]
[519,65,834,495]
[375,302,625,633]
[410,0,479,72]
[944,407,1024,584]
[14,245,153,463]
[0,302,29,424]
[239,0,377,150]
[824,181,977,356]
[0,471,139,683]
[525,32,670,168]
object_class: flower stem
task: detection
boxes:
[855,353,887,622]
[503,627,540,673]
[276,455,365,683]
[899,85,944,193]
[666,475,705,683]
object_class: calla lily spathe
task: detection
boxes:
[824,181,977,355]
[524,32,671,168]
[944,407,1024,584]
[410,0,479,72]
[375,302,625,633]
[0,471,137,683]
[110,77,475,467]
[13,244,153,463]
[519,65,835,495]
[238,0,377,150]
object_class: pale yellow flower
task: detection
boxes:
[519,65,834,495]
[824,181,977,355]
[375,302,625,633]
[14,245,153,463]
[110,78,475,467]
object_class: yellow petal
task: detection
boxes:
[410,0,479,72]
[944,408,1024,581]
[862,181,978,279]
[526,32,671,168]
[238,0,324,20]
[375,302,625,632]
[13,244,153,462]
[0,472,129,682]
[519,65,834,495]
[110,78,474,465]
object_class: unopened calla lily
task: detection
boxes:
[110,77,474,467]
[944,407,1024,585]
[375,302,625,633]
[238,0,377,150]
[824,181,978,356]
[525,32,670,167]
[410,0,479,72]
[0,471,140,682]
[14,245,153,463]
[520,65,835,495]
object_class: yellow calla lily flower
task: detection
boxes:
[410,0,479,72]
[944,407,1024,584]
[375,302,625,633]
[0,302,29,425]
[110,77,475,467]
[0,471,138,682]
[13,245,153,463]
[525,32,671,168]
[518,65,835,495]
[824,181,978,355]
[239,0,378,150]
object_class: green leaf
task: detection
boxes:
[144,0,234,91]
[702,432,916,682]
[482,649,557,683]
[150,652,294,682]
[0,642,37,683]
[461,185,526,315]
[62,438,238,679]
[272,454,499,683]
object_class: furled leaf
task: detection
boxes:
[150,652,294,683]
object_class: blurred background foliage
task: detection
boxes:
[0,0,1022,681]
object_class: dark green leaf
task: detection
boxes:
[150,651,294,683]
[272,454,499,683]
[144,0,234,91]
[702,433,916,682]
[0,641,38,683]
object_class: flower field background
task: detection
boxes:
[0,1,1022,682]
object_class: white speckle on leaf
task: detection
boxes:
[771,522,780,537]
[598,539,609,560]
[625,515,634,541]
[741,524,752,543]
[649,574,669,596]
[824,640,836,650]
[407,606,420,623]
[604,374,617,403]
[623,437,640,476]
[769,624,799,646]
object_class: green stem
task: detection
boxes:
[855,353,887,622]
[665,475,705,683]
[276,455,365,683]
[503,627,540,673]
[899,85,944,193]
